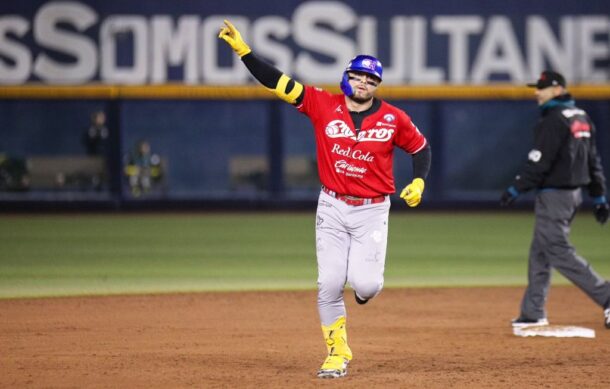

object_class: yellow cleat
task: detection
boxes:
[317,354,349,378]
[317,316,352,378]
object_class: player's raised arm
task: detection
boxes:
[218,20,304,105]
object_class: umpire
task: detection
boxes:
[501,70,610,329]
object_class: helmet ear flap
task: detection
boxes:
[340,72,353,97]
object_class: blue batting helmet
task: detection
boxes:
[340,55,383,97]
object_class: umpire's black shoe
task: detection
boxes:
[354,291,368,305]
[604,308,610,329]
[511,316,549,327]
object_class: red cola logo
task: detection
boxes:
[331,144,375,162]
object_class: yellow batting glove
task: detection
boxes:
[400,178,425,207]
[218,19,251,57]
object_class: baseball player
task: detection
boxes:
[219,20,431,378]
[501,70,610,329]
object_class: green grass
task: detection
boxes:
[1,211,609,298]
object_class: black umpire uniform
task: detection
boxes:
[501,70,610,327]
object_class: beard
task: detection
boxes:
[349,93,373,104]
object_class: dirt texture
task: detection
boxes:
[2,286,610,388]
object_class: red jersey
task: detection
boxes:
[296,86,427,198]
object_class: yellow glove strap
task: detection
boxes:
[218,19,251,57]
[267,74,304,104]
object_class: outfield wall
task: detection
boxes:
[2,90,608,208]
[1,1,609,208]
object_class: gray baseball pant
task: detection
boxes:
[520,189,610,319]
[315,191,390,326]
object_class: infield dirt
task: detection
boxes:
[2,286,610,388]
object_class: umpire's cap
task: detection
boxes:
[527,70,566,89]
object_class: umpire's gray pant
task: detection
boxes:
[520,189,610,320]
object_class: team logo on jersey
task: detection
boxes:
[325,120,394,142]
[561,108,591,138]
[528,149,542,162]
[570,120,591,138]
[383,113,395,123]
[326,120,355,138]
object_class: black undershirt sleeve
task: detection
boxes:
[412,144,432,179]
[241,52,304,105]
[241,52,282,88]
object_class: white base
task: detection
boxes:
[513,325,595,338]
